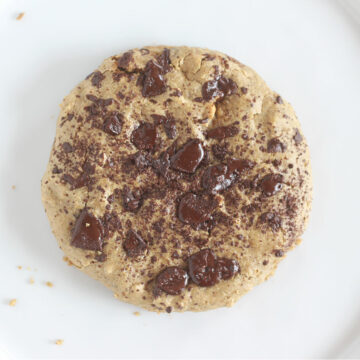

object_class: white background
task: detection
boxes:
[1,0,360,358]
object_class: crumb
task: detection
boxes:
[26,267,31,271]
[45,281,53,287]
[9,299,17,307]
[29,278,35,284]
[133,311,140,316]
[55,339,64,346]
[11,185,16,190]
[16,12,24,21]
[17,266,22,270]
[63,256,74,266]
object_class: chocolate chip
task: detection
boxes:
[240,87,248,94]
[123,230,147,257]
[131,123,157,151]
[259,212,282,232]
[62,142,73,153]
[206,124,239,140]
[188,249,220,287]
[216,258,240,280]
[274,249,284,257]
[155,266,189,295]
[293,128,303,145]
[166,306,172,313]
[163,116,177,139]
[267,138,286,153]
[103,112,123,135]
[71,209,104,251]
[260,174,283,196]
[202,75,238,101]
[91,71,105,88]
[122,186,142,212]
[171,139,204,173]
[117,51,133,70]
[178,193,217,229]
[275,96,283,104]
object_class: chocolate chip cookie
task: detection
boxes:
[41,46,312,312]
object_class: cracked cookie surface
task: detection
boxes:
[41,46,312,312]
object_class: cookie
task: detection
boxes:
[41,46,312,312]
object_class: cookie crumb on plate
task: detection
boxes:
[9,299,17,307]
[16,12,24,21]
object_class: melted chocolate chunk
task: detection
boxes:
[202,164,233,194]
[131,123,157,151]
[132,151,151,170]
[163,116,177,139]
[150,114,166,124]
[151,142,177,179]
[71,209,104,251]
[267,138,286,153]
[103,112,123,135]
[117,51,133,70]
[260,174,283,196]
[274,249,284,257]
[202,75,238,101]
[95,252,107,262]
[202,159,254,194]
[155,266,189,295]
[91,71,105,88]
[62,173,90,189]
[171,139,204,173]
[216,258,240,280]
[206,124,239,140]
[226,158,254,174]
[178,193,217,229]
[294,128,303,145]
[142,61,166,97]
[259,212,282,232]
[123,230,147,257]
[188,249,240,287]
[211,144,228,160]
[276,96,283,104]
[141,50,171,98]
[122,187,142,212]
[156,48,171,74]
[188,249,220,287]
[62,142,73,153]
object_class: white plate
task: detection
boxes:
[1,0,360,358]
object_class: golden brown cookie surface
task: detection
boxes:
[41,46,312,312]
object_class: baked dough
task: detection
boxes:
[41,46,312,312]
